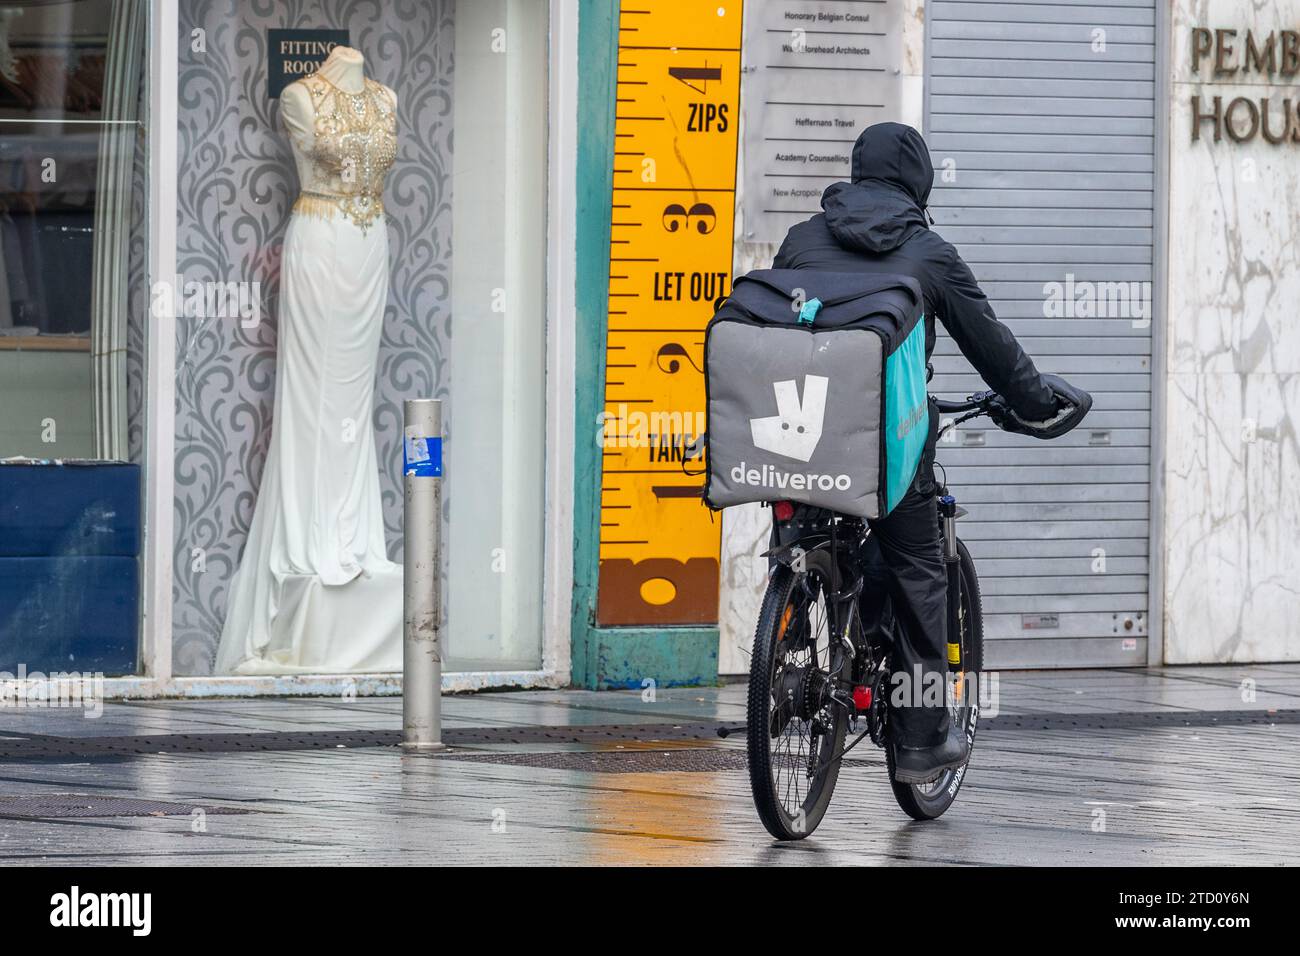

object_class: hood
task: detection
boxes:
[820,122,934,254]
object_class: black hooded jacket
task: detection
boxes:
[773,123,1057,420]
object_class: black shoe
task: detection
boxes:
[892,722,969,785]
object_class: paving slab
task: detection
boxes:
[0,666,1297,865]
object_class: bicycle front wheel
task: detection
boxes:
[746,565,849,841]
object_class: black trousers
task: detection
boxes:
[766,404,950,747]
[861,478,949,746]
[860,401,950,748]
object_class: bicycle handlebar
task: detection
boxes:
[935,380,1093,441]
[932,390,998,416]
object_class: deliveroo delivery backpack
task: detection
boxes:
[703,270,929,520]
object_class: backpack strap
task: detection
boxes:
[797,298,822,326]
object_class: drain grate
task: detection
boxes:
[0,710,1294,762]
[982,709,1300,731]
[0,794,256,819]
[0,729,404,760]
[444,722,736,746]
[440,747,880,774]
[0,723,737,760]
[442,748,751,774]
[440,748,754,774]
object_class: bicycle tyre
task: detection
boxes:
[887,537,983,820]
[746,565,849,840]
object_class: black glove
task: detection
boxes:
[989,374,1092,440]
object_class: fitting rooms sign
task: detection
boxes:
[1190,27,1300,142]
[267,29,350,98]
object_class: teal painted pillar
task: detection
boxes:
[571,0,616,690]
[570,0,719,690]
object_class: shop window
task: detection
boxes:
[173,1,549,675]
[0,0,147,461]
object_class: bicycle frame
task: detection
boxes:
[746,391,1001,832]
[758,390,1003,758]
[940,494,964,673]
[766,513,879,711]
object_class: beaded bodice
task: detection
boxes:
[290,74,397,232]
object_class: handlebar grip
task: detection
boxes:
[934,390,997,415]
[933,398,971,414]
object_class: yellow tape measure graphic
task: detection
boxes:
[596,1,744,626]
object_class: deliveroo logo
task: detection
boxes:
[750,375,828,462]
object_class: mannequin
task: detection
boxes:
[214,47,403,675]
[278,47,398,233]
[280,47,382,161]
[308,44,366,92]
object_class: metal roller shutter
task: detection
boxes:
[924,0,1156,667]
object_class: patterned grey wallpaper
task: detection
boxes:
[126,85,147,465]
[172,0,454,675]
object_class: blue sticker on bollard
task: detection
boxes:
[403,433,442,477]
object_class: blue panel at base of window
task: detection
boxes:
[0,463,140,676]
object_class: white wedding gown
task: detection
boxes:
[215,74,403,675]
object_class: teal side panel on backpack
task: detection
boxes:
[884,316,929,513]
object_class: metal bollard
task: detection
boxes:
[402,399,445,750]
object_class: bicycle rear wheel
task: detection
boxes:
[747,565,849,840]
[887,538,983,820]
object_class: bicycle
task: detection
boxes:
[745,390,1000,839]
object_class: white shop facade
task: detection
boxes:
[715,0,1299,674]
[0,0,580,697]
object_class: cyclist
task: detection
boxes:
[771,122,1076,783]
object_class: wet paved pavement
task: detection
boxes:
[1,665,1297,865]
